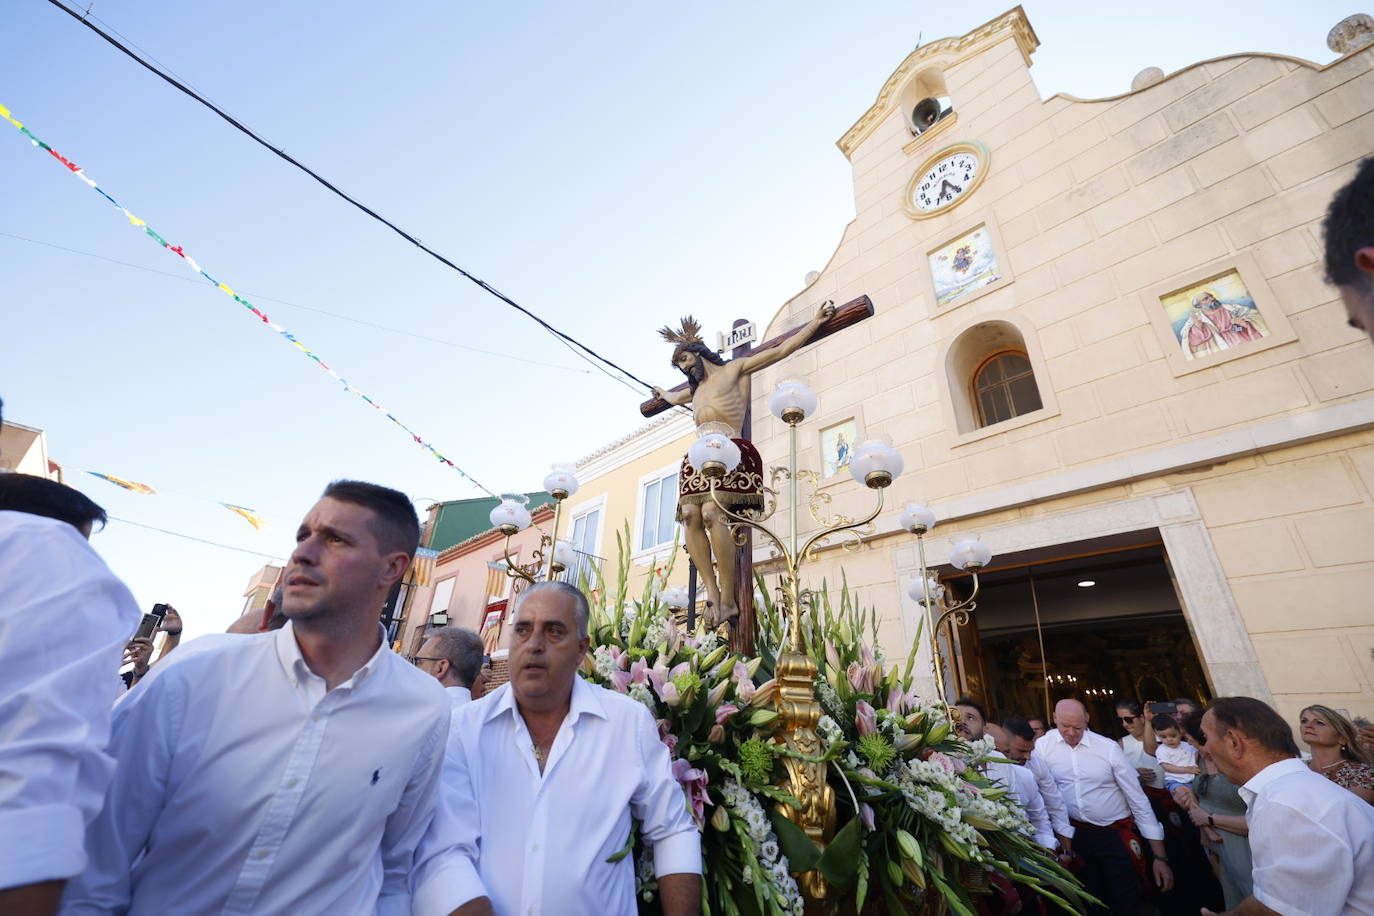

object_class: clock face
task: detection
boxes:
[911,150,981,214]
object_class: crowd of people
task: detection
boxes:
[2,159,1374,915]
[951,690,1374,916]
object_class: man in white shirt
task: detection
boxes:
[412,580,702,916]
[0,473,140,916]
[62,479,457,916]
[1200,696,1374,916]
[1004,715,1075,853]
[984,724,1056,850]
[1036,699,1173,914]
[415,625,484,712]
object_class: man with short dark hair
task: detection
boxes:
[1004,715,1075,852]
[413,580,701,916]
[1037,699,1172,914]
[1027,716,1048,739]
[64,480,457,914]
[1323,156,1374,345]
[0,468,139,915]
[417,626,484,713]
[952,695,989,742]
[1200,696,1374,916]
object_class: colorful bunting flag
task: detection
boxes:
[1,101,493,497]
[409,546,440,587]
[220,502,269,530]
[87,471,156,494]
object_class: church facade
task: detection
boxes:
[743,8,1374,728]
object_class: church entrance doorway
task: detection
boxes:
[940,543,1211,728]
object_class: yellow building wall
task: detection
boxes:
[736,9,1374,730]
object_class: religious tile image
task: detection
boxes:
[928,224,1002,307]
[820,418,857,478]
[1163,269,1270,361]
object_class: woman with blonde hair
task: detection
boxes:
[1301,704,1374,804]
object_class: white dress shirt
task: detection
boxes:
[1155,741,1198,784]
[1240,757,1374,916]
[61,622,452,916]
[1035,728,1164,840]
[414,676,702,916]
[0,511,141,890]
[1025,752,1073,838]
[987,761,1056,849]
[1119,733,1166,789]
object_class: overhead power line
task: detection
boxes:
[44,0,656,395]
[107,516,288,561]
[0,231,594,375]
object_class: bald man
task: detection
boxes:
[1036,699,1171,914]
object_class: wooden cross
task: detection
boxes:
[639,295,874,654]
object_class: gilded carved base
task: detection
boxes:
[773,651,836,901]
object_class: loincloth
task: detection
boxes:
[677,437,765,517]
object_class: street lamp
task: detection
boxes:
[900,503,994,705]
[488,463,581,585]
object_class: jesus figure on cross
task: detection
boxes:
[651,302,834,626]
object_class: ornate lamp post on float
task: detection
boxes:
[488,463,581,586]
[899,505,994,707]
[688,377,905,900]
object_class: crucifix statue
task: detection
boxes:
[649,303,835,627]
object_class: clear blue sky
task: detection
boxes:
[2,0,1352,638]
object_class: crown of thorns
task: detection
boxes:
[658,316,704,349]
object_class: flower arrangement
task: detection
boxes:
[578,531,1093,915]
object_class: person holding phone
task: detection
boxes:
[120,606,182,690]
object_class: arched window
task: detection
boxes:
[972,350,1043,427]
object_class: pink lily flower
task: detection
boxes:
[672,758,712,827]
[610,670,631,693]
[662,681,682,707]
[715,703,739,725]
[825,643,842,673]
[629,658,649,685]
[657,720,679,755]
[859,802,876,831]
[848,662,874,695]
[855,700,878,737]
[609,646,628,670]
[647,660,670,695]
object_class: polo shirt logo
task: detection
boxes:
[371,769,381,785]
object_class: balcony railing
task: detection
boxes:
[554,548,604,589]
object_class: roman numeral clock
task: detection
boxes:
[903,141,990,220]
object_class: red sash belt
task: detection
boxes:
[1070,817,1148,882]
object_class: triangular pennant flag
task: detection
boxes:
[221,503,269,530]
[88,471,156,495]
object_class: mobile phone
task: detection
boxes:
[134,613,161,641]
[1150,701,1177,717]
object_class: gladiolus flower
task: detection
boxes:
[715,703,739,725]
[855,700,878,737]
